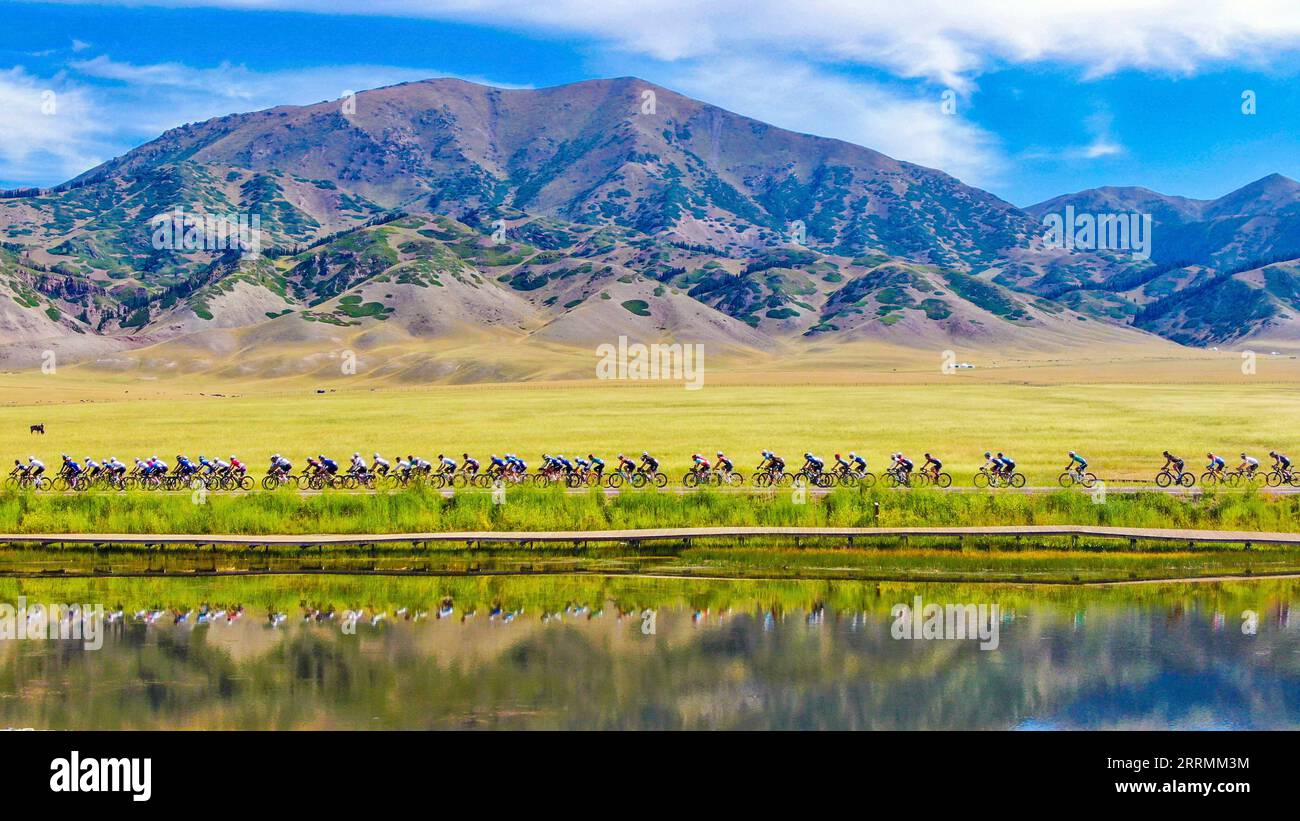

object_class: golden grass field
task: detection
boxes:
[2,343,1298,482]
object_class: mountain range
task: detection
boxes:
[2,76,1298,378]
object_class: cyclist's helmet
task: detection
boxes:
[373,453,381,459]
[230,455,237,461]
[642,452,649,458]
[617,454,625,460]
[804,452,812,459]
[924,453,931,459]
[463,453,469,459]
[996,452,1004,458]
[271,454,280,460]
[1068,451,1076,457]
[1241,452,1248,459]
[984,451,991,459]
[1270,450,1278,457]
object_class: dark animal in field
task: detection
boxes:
[29,424,44,435]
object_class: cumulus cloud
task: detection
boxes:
[655,58,1004,186]
[29,0,1300,88]
[0,67,114,186]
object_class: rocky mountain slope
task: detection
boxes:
[1,76,1291,375]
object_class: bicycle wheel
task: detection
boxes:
[629,472,647,488]
[1058,472,1074,488]
[1010,473,1026,488]
[1180,472,1195,487]
[1081,473,1097,488]
[815,473,833,488]
[1155,471,1172,487]
[859,472,877,488]
[752,472,770,488]
[726,472,744,487]
[935,472,952,488]
[1200,472,1217,487]
[606,472,625,489]
[884,471,899,488]
[683,472,699,488]
[653,472,668,488]
[973,472,990,488]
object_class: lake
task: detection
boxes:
[0,574,1296,729]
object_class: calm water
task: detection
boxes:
[1,575,1298,729]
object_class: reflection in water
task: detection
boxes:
[0,576,1298,730]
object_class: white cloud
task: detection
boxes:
[0,67,114,186]
[0,57,519,185]
[29,0,1300,88]
[655,58,1004,186]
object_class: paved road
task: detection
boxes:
[47,484,1300,498]
[2,524,1295,548]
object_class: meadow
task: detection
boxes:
[2,482,1299,535]
[2,366,1299,482]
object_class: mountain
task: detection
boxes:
[0,76,1250,376]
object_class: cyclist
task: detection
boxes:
[61,455,83,479]
[84,456,102,479]
[639,451,659,475]
[1271,450,1292,475]
[27,456,45,478]
[691,453,711,478]
[1205,452,1226,479]
[616,453,637,476]
[715,451,733,475]
[849,452,868,473]
[981,451,999,476]
[1238,452,1260,478]
[318,454,339,476]
[106,456,127,479]
[437,454,456,476]
[462,453,480,476]
[894,452,914,481]
[270,453,292,476]
[488,454,508,477]
[1161,450,1185,480]
[228,455,245,476]
[995,452,1015,480]
[507,454,527,475]
[371,453,390,476]
[1065,450,1088,478]
[833,453,851,474]
[801,452,824,477]
[587,454,605,478]
[350,452,367,475]
[767,451,786,474]
[922,453,942,481]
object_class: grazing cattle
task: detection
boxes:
[29,424,45,435]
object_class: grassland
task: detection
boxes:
[2,357,1299,481]
[4,484,1300,536]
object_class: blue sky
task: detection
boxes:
[4,0,1300,206]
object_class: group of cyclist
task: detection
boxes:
[8,448,1298,491]
[1157,449,1293,486]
